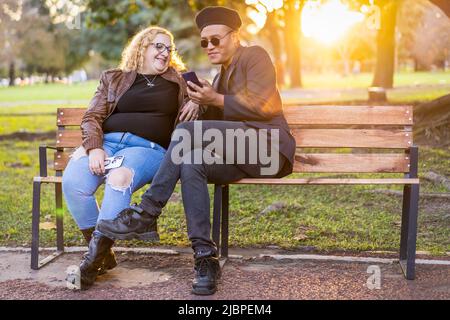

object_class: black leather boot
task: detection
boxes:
[97,204,159,241]
[79,232,115,290]
[80,227,117,274]
[191,249,221,295]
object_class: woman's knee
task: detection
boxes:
[62,174,92,198]
[106,167,134,192]
[62,160,96,196]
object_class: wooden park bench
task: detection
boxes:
[31,105,419,280]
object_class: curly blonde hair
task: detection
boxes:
[119,26,185,72]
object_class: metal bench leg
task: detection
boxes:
[400,184,419,280]
[30,181,65,270]
[212,184,222,255]
[221,185,229,258]
[55,182,64,252]
[31,181,41,270]
[400,146,419,280]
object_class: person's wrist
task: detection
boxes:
[213,93,224,108]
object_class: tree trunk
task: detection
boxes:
[413,57,429,71]
[8,61,15,87]
[414,93,450,146]
[283,0,303,88]
[415,93,450,124]
[372,0,398,89]
[265,13,285,87]
[337,44,351,77]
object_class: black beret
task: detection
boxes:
[195,6,242,31]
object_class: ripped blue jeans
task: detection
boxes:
[62,132,166,230]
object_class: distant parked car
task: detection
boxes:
[68,70,88,83]
[0,79,9,87]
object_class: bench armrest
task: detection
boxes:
[38,145,57,177]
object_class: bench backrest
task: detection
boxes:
[53,106,414,174]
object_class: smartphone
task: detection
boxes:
[182,71,203,90]
[104,155,124,170]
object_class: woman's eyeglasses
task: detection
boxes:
[200,30,234,48]
[151,43,176,54]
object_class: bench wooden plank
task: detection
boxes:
[56,130,82,148]
[57,105,414,127]
[292,128,412,148]
[57,128,414,150]
[54,151,72,171]
[232,178,419,185]
[293,153,410,173]
[34,176,63,183]
[54,150,411,173]
[57,108,86,126]
[284,105,413,125]
[33,176,419,185]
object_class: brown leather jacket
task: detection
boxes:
[81,67,189,152]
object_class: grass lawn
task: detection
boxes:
[282,87,450,105]
[0,138,448,254]
[302,71,450,89]
[0,81,97,103]
[0,71,448,105]
[0,115,56,135]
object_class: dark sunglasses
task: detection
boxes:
[151,42,176,53]
[200,30,234,48]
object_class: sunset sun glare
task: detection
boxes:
[302,0,364,45]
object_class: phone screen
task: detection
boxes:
[182,71,203,89]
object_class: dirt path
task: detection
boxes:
[0,250,448,300]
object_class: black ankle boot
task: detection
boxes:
[192,249,221,295]
[80,227,117,274]
[79,232,115,290]
[97,204,159,241]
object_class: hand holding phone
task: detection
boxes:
[182,71,203,91]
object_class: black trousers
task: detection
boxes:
[139,121,286,253]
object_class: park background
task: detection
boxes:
[0,0,449,256]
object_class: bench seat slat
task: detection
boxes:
[34,176,63,183]
[232,178,419,185]
[33,176,419,185]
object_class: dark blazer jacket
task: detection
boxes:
[201,45,296,178]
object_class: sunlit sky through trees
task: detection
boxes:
[246,0,373,45]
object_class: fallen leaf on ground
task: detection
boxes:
[39,222,56,230]
[294,234,308,241]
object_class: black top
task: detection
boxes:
[102,74,179,149]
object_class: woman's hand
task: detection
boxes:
[179,100,200,122]
[88,148,107,175]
